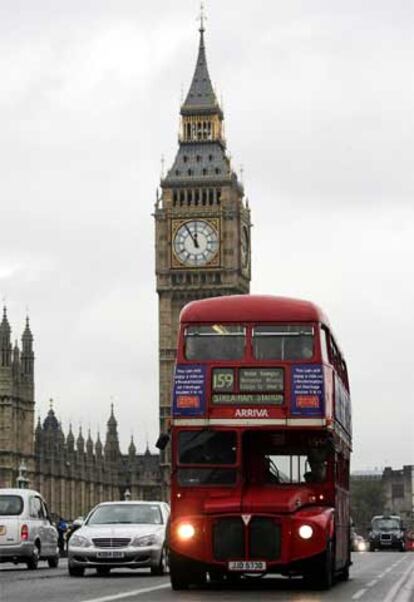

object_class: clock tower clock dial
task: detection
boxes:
[240,224,249,270]
[173,219,219,267]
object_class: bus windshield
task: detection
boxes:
[253,325,314,361]
[243,431,329,485]
[177,430,237,487]
[185,325,245,360]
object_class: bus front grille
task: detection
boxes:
[249,517,281,560]
[213,516,281,562]
[213,517,244,560]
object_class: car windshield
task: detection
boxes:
[87,504,163,525]
[372,518,401,531]
[0,495,24,516]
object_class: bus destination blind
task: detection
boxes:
[212,368,284,404]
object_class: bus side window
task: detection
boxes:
[329,336,340,372]
[320,327,330,363]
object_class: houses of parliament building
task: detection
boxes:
[0,309,163,519]
[0,16,252,517]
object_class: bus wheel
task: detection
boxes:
[169,552,192,590]
[309,540,334,590]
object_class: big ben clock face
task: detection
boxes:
[241,224,249,269]
[172,219,219,267]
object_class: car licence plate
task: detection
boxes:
[96,551,124,559]
[228,561,266,572]
[0,526,6,536]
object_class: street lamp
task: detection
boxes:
[16,462,29,489]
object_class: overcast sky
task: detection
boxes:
[1,0,413,470]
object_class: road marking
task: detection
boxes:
[366,579,378,587]
[383,557,414,602]
[80,583,170,602]
[352,588,367,600]
[399,565,414,602]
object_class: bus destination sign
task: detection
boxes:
[212,368,284,404]
[239,368,284,392]
[212,393,284,404]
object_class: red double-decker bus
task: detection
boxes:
[167,295,352,590]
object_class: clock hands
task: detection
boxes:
[184,223,199,248]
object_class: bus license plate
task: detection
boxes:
[96,551,124,559]
[228,561,266,572]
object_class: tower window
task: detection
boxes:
[209,154,213,161]
[196,155,201,163]
[183,156,188,163]
[188,169,192,176]
[175,169,180,176]
[215,168,220,175]
[203,168,207,175]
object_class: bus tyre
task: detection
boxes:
[169,553,190,590]
[310,540,334,590]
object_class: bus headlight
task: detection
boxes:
[298,525,314,540]
[177,523,195,541]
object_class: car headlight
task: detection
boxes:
[69,534,91,548]
[177,523,195,541]
[298,525,314,540]
[131,534,157,547]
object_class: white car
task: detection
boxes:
[0,488,59,569]
[68,500,170,576]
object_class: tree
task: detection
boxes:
[350,478,385,535]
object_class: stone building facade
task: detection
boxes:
[154,21,252,489]
[0,309,163,519]
[382,465,414,527]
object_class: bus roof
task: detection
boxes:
[180,295,330,326]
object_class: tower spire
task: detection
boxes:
[181,7,220,116]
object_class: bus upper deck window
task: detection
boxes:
[185,324,246,361]
[253,325,314,361]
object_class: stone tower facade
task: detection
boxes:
[154,23,252,484]
[0,309,35,487]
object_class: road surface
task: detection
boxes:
[1,552,413,602]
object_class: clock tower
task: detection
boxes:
[154,20,251,486]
